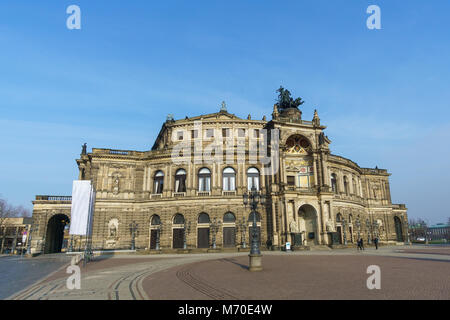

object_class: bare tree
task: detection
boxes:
[409,218,428,240]
[0,195,31,226]
[0,196,32,254]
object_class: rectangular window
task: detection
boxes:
[253,129,260,138]
[287,176,295,186]
[206,129,214,138]
[222,128,230,137]
[177,131,183,140]
[154,179,164,194]
[223,175,236,191]
[191,130,198,139]
[199,176,211,192]
[175,175,186,192]
[247,176,260,191]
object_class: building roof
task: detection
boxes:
[0,217,33,225]
[429,223,450,229]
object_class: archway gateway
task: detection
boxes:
[394,216,403,242]
[44,214,70,254]
[298,204,318,245]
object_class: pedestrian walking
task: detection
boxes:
[360,238,365,250]
[374,237,379,250]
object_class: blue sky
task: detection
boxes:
[0,0,449,224]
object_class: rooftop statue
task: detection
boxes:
[276,86,304,112]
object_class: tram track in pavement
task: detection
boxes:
[175,261,241,300]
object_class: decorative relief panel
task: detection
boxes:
[285,135,311,154]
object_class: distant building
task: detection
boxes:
[0,217,32,254]
[428,223,450,241]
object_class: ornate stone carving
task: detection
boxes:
[290,220,299,233]
[285,135,311,154]
[326,220,335,232]
[108,218,119,238]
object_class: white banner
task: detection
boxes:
[70,180,95,236]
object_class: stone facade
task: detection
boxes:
[30,103,408,254]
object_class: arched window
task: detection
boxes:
[173,214,185,224]
[223,212,236,223]
[198,213,211,224]
[331,173,338,193]
[343,176,349,195]
[151,215,161,225]
[336,213,343,222]
[286,135,311,154]
[348,214,353,224]
[247,167,260,191]
[154,171,164,194]
[223,167,236,191]
[198,168,211,192]
[175,169,187,193]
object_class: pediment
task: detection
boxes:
[187,112,241,121]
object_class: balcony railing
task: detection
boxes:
[222,191,237,196]
[282,186,317,194]
[173,192,186,197]
[109,150,129,155]
[35,195,72,201]
[150,194,162,199]
[197,191,211,197]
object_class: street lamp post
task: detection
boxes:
[238,218,248,249]
[243,186,265,272]
[373,221,380,238]
[210,218,222,249]
[183,221,191,250]
[156,222,163,251]
[366,218,372,244]
[129,221,138,250]
[69,235,74,252]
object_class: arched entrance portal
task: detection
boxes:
[45,214,70,254]
[394,216,403,242]
[298,205,318,246]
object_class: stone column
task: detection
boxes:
[271,199,278,245]
[319,201,325,244]
[143,167,148,192]
[313,154,319,187]
[323,154,329,186]
[279,199,286,244]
